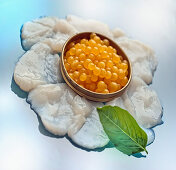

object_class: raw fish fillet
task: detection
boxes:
[28,83,109,148]
[116,38,158,84]
[66,15,113,38]
[14,42,63,92]
[21,17,77,51]
[21,17,56,51]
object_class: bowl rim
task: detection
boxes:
[60,32,132,98]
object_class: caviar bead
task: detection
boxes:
[123,60,128,64]
[69,47,76,55]
[88,63,95,70]
[73,71,80,78]
[112,66,118,73]
[118,69,125,79]
[75,43,81,49]
[121,76,128,86]
[79,53,86,61]
[99,68,106,78]
[67,56,74,64]
[88,53,95,61]
[94,36,101,43]
[101,51,108,59]
[119,63,128,70]
[99,45,107,53]
[113,48,117,53]
[77,64,83,70]
[80,73,87,81]
[103,39,109,46]
[85,46,92,54]
[97,43,102,49]
[107,46,114,53]
[89,39,96,47]
[83,59,92,69]
[93,66,101,76]
[107,60,113,68]
[76,49,82,56]
[90,33,96,39]
[80,44,86,52]
[98,61,105,68]
[112,53,120,64]
[105,71,112,79]
[108,82,121,93]
[92,47,99,55]
[71,60,79,69]
[111,73,118,81]
[97,81,107,91]
[80,39,87,44]
[91,75,98,82]
[97,54,102,61]
[80,68,86,73]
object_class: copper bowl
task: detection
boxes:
[60,32,132,102]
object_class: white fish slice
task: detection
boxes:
[28,83,75,136]
[21,17,78,51]
[28,83,109,148]
[14,42,63,92]
[42,19,78,53]
[21,17,58,50]
[115,38,158,84]
[112,27,126,39]
[69,107,109,149]
[107,76,162,128]
[66,15,113,38]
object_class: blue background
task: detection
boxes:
[0,0,176,170]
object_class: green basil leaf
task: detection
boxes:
[97,105,148,155]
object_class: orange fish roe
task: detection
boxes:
[64,33,129,93]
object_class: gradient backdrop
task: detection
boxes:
[0,0,176,170]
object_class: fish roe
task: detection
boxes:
[64,33,129,93]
